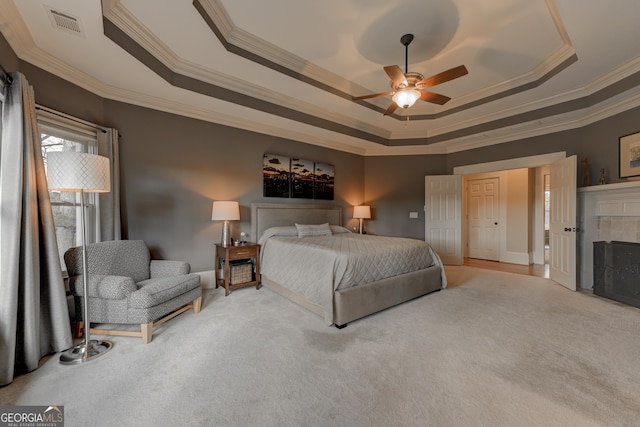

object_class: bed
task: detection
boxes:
[251,203,446,327]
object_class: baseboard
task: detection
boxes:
[195,270,216,289]
[501,251,531,265]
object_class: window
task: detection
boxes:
[39,110,101,272]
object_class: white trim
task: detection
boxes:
[454,152,566,175]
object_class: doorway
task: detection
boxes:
[456,155,564,279]
[427,151,575,287]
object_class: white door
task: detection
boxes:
[468,177,500,261]
[425,175,462,265]
[549,155,577,290]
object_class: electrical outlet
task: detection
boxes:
[409,212,418,219]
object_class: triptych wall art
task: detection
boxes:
[263,153,334,200]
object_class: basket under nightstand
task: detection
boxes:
[215,243,261,296]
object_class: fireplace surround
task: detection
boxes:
[593,240,640,308]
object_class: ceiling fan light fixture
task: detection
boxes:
[393,89,420,109]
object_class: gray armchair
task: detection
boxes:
[64,240,202,344]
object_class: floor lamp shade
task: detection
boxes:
[47,151,112,364]
[47,152,110,193]
[212,201,240,247]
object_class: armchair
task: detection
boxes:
[64,240,202,344]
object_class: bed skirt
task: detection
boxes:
[260,264,443,327]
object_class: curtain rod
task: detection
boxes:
[35,104,107,133]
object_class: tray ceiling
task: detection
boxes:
[2,0,640,155]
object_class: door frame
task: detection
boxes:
[454,152,567,266]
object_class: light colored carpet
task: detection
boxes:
[2,266,640,427]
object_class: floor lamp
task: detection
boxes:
[47,151,113,364]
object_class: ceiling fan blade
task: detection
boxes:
[418,65,468,89]
[383,65,408,87]
[383,101,399,116]
[419,91,451,105]
[352,91,395,101]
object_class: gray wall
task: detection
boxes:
[104,101,364,271]
[364,155,447,238]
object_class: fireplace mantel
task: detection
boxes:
[579,181,640,217]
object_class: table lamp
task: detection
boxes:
[212,201,240,247]
[353,205,371,234]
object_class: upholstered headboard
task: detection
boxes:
[251,203,342,241]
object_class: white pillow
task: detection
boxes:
[295,223,333,238]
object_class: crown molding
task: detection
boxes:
[102,0,179,67]
[373,85,640,156]
[0,0,36,56]
[175,60,391,139]
[4,0,640,157]
[195,0,364,97]
[17,47,108,97]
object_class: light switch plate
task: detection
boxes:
[409,212,418,218]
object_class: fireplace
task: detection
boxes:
[593,241,640,308]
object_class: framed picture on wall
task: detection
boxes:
[619,131,640,178]
[263,154,290,197]
[314,162,334,200]
[290,158,315,198]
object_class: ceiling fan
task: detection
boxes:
[353,34,468,116]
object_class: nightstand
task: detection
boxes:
[215,243,261,296]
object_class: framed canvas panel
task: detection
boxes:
[291,158,315,199]
[314,162,334,200]
[620,131,640,178]
[263,154,290,197]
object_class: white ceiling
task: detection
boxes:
[2,0,640,155]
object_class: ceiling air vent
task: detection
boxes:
[46,6,84,37]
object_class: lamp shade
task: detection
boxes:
[211,201,240,221]
[353,205,371,219]
[392,89,421,109]
[47,152,110,193]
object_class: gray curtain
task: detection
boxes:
[0,73,72,386]
[97,128,121,241]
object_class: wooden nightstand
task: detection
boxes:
[215,243,261,296]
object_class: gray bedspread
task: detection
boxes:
[259,227,446,324]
